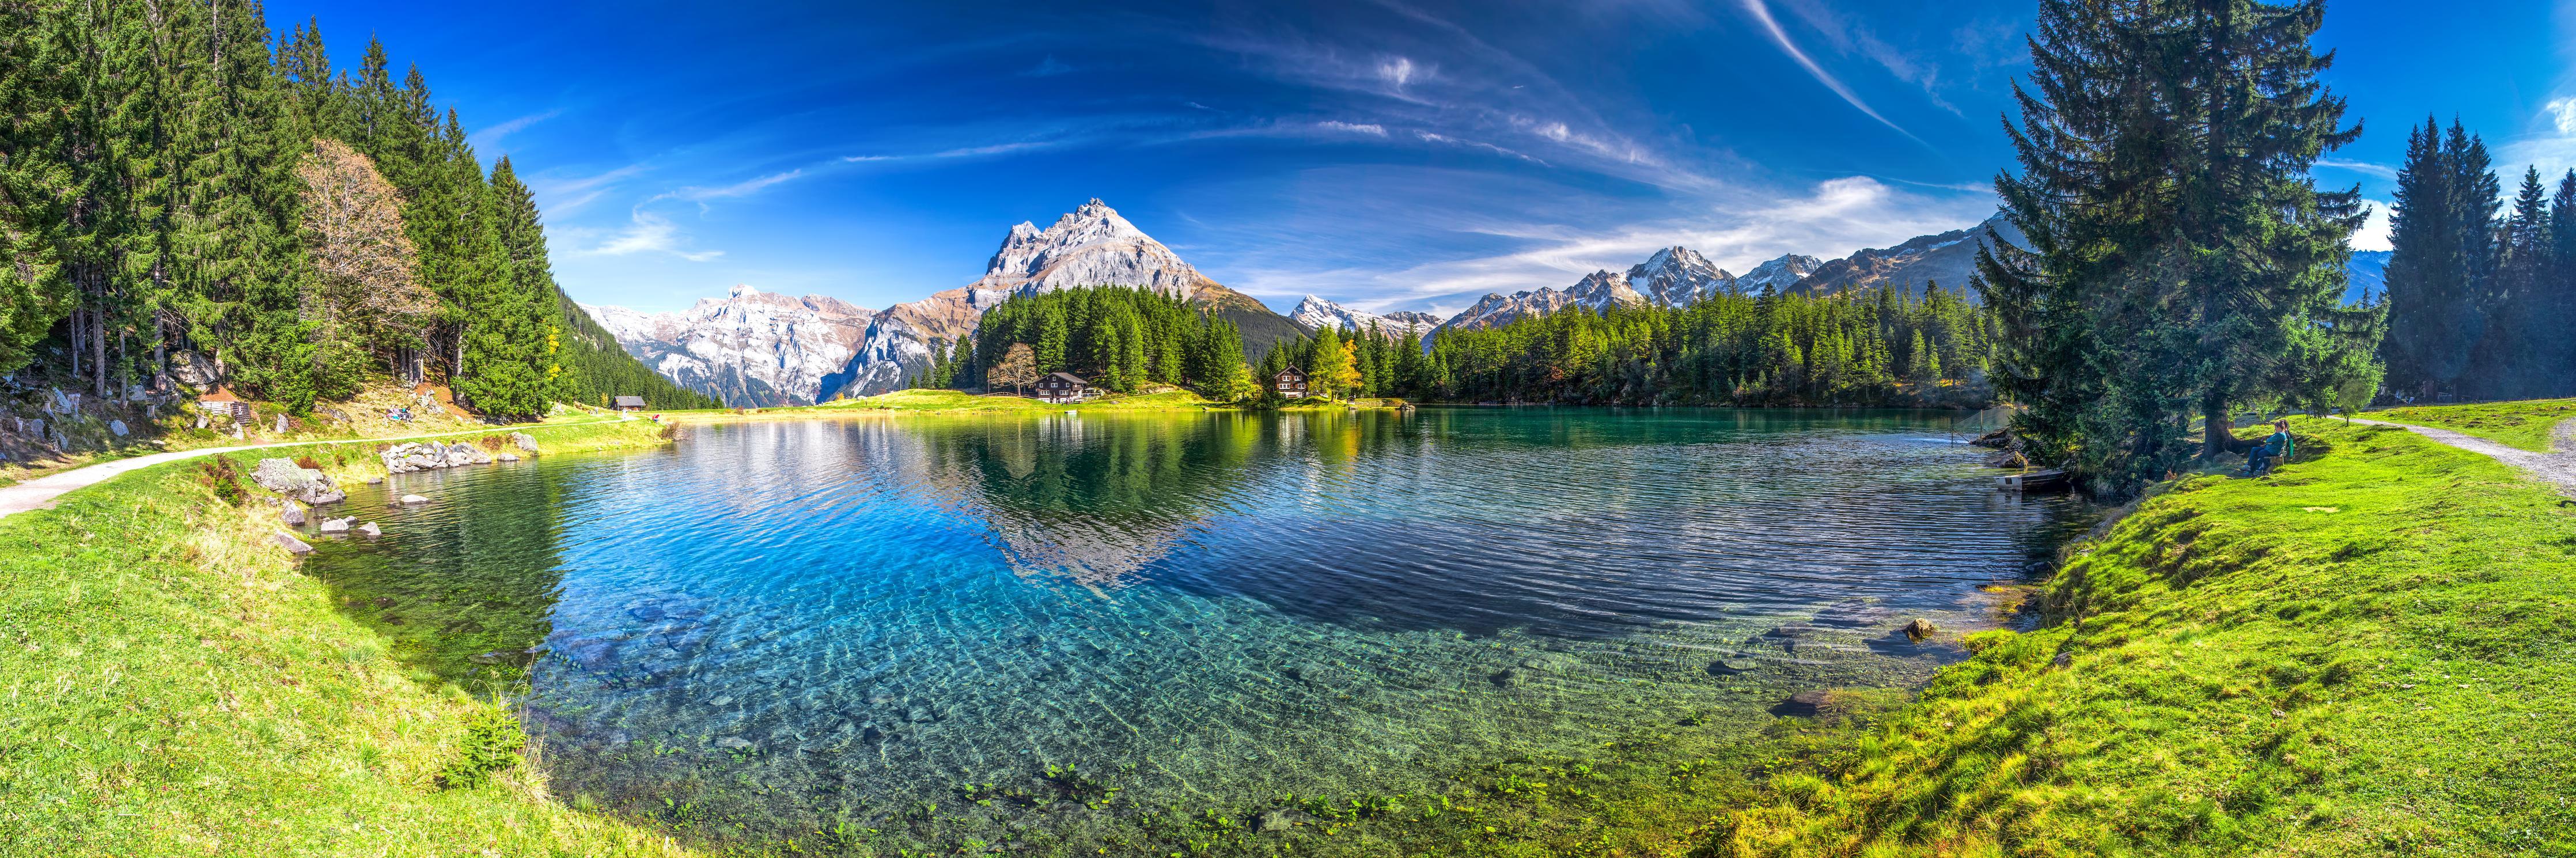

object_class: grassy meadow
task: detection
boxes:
[2370,398,2576,452]
[0,420,695,857]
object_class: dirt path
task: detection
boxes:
[0,420,613,519]
[2349,417,2576,497]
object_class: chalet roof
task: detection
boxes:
[1273,367,1305,378]
[1045,371,1088,385]
[613,396,648,408]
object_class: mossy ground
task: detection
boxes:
[2370,398,2576,452]
[0,420,694,857]
[1709,417,2576,856]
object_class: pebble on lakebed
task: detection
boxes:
[399,494,429,504]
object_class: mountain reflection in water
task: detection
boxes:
[305,407,2094,846]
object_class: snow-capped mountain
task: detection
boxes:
[816,200,1295,398]
[1737,254,1824,296]
[1785,214,2024,299]
[1289,295,1441,338]
[585,285,874,407]
[1626,246,1738,306]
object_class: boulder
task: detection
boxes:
[1706,658,1761,676]
[280,503,307,526]
[497,453,519,462]
[358,522,382,537]
[363,476,384,484]
[1903,618,1938,640]
[107,420,127,437]
[272,531,313,555]
[510,431,537,453]
[272,414,287,434]
[399,494,429,504]
[319,517,352,534]
[715,736,753,751]
[250,458,324,493]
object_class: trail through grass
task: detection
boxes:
[2370,398,2576,452]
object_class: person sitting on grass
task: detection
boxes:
[2244,419,2293,477]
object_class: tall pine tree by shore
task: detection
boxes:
[1978,0,2380,493]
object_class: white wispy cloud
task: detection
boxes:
[1741,0,1920,143]
[585,210,722,262]
[2316,159,2398,180]
[666,168,808,202]
[468,109,562,151]
[1377,56,1417,88]
[526,162,649,215]
[1416,131,1545,164]
[1317,120,1388,136]
[1230,176,1994,312]
[2550,97,2576,135]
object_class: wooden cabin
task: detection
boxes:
[1035,372,1095,404]
[1271,367,1309,398]
[613,395,649,412]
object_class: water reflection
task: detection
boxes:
[305,407,2094,849]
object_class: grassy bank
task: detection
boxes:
[0,419,692,857]
[2370,398,2575,451]
[1706,417,2575,856]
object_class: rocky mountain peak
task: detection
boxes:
[586,289,876,407]
[1738,254,1825,295]
[972,199,1204,298]
[1625,246,1736,306]
[1290,295,1439,337]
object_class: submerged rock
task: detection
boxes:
[1769,689,1838,719]
[1903,618,1938,640]
[272,531,313,555]
[399,494,429,504]
[358,522,381,537]
[715,736,753,751]
[1707,658,1761,676]
[319,517,352,534]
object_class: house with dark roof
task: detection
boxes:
[1271,367,1308,399]
[612,395,649,412]
[1035,371,1096,404]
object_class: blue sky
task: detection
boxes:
[269,0,2576,316]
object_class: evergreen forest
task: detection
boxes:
[0,2,714,418]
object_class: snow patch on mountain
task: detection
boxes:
[1736,254,1825,296]
[585,284,875,407]
[1626,246,1738,306]
[1290,295,1440,337]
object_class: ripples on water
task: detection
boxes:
[306,408,2093,846]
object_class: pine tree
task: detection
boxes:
[1978,0,2374,491]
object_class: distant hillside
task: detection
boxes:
[2345,250,2390,303]
[550,289,725,410]
[1195,282,1309,360]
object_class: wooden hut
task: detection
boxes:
[1271,367,1309,398]
[613,396,649,412]
[1035,372,1095,404]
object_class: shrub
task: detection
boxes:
[196,460,245,506]
[435,703,526,789]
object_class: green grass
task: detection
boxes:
[2370,397,2576,452]
[1707,417,2576,856]
[0,421,697,857]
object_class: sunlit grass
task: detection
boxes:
[2371,397,2576,452]
[0,422,696,856]
[1711,417,2576,856]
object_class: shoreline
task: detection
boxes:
[22,402,2566,855]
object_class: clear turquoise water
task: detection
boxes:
[305,407,2093,846]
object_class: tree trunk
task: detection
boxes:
[94,307,109,400]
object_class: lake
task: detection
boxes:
[305,407,2094,848]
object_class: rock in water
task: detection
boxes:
[1769,689,1833,718]
[279,503,307,526]
[1707,658,1761,676]
[272,532,313,555]
[399,494,429,504]
[1903,618,1938,640]
[358,522,382,537]
[497,453,519,462]
[510,431,538,453]
[319,517,352,534]
[363,476,384,484]
[715,736,753,751]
